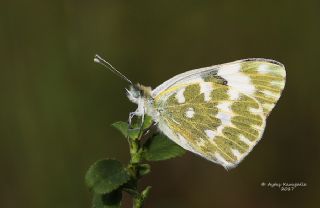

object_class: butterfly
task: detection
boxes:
[94,55,286,169]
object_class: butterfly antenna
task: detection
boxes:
[94,54,133,85]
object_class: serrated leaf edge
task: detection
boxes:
[86,158,131,194]
[143,149,186,162]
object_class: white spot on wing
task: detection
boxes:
[216,112,232,125]
[185,108,195,118]
[239,135,254,146]
[218,68,255,95]
[231,149,242,159]
[199,82,213,102]
[215,102,234,136]
[205,129,216,139]
[258,64,269,74]
[262,90,279,98]
[216,126,224,136]
[217,102,232,112]
[175,88,186,103]
[228,88,240,100]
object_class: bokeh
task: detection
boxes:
[1,1,320,207]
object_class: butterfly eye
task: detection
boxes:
[134,90,141,98]
[127,86,141,99]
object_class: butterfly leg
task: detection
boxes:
[139,111,145,129]
[128,110,147,137]
[128,112,136,128]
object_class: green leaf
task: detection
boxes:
[112,121,140,139]
[130,115,153,130]
[143,134,186,161]
[141,115,153,130]
[127,128,140,139]
[92,189,122,208]
[112,116,153,140]
[137,164,151,177]
[85,159,130,194]
[112,121,129,137]
[141,186,152,201]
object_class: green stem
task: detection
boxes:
[130,138,141,164]
[127,124,151,208]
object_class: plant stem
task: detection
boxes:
[127,126,151,208]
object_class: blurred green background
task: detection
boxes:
[1,0,320,207]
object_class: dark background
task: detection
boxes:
[1,1,320,207]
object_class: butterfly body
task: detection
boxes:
[126,58,286,169]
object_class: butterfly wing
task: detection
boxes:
[152,59,286,169]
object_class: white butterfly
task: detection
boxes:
[95,55,286,169]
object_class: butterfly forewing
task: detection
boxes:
[153,59,285,169]
[214,59,286,116]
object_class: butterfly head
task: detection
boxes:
[126,84,158,118]
[126,84,153,104]
[94,54,158,118]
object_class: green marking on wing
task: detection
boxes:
[240,61,286,116]
[155,81,265,167]
[152,59,285,168]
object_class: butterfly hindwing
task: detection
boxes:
[152,59,285,169]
